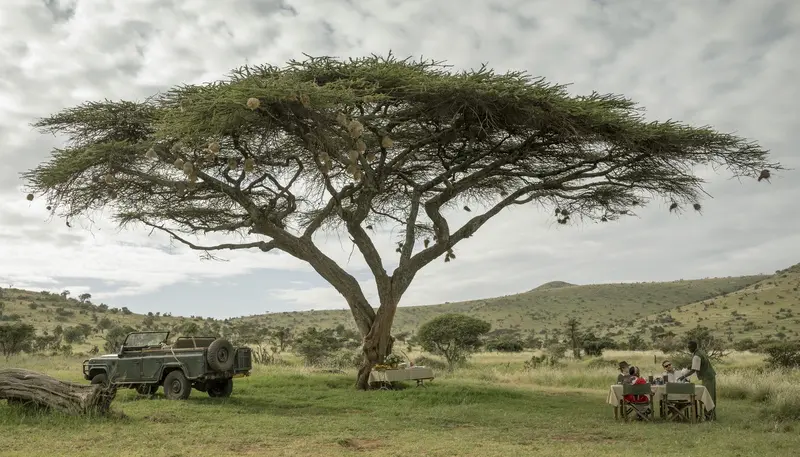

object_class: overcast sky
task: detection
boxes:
[0,0,797,319]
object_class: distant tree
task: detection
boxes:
[22,54,780,388]
[524,333,543,350]
[33,334,62,352]
[417,314,491,368]
[62,326,86,344]
[0,322,36,359]
[269,327,293,352]
[682,325,728,360]
[121,307,133,315]
[77,323,93,338]
[96,317,114,332]
[97,303,109,312]
[293,327,343,365]
[626,334,648,351]
[60,290,70,299]
[485,335,525,352]
[174,321,200,336]
[78,292,92,303]
[581,332,614,357]
[564,318,582,359]
[102,325,136,353]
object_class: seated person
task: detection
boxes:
[661,360,680,382]
[623,366,649,404]
[617,361,631,384]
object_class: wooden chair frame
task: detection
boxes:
[621,383,654,422]
[663,382,698,423]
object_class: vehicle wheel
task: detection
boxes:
[163,371,191,400]
[206,338,235,372]
[90,373,108,387]
[207,378,233,398]
[135,383,159,396]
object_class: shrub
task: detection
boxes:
[324,349,363,370]
[412,355,447,371]
[485,336,525,352]
[523,354,561,370]
[762,342,800,369]
[586,358,619,369]
[732,338,758,352]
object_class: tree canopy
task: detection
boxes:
[22,53,780,388]
[417,313,492,368]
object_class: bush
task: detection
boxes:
[412,355,447,371]
[762,342,800,369]
[485,336,524,352]
[523,354,561,370]
[324,349,363,370]
[293,327,343,365]
[763,393,800,422]
[733,338,758,352]
[586,358,619,369]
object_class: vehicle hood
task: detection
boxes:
[89,354,118,361]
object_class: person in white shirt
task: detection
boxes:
[661,360,680,382]
[661,360,691,382]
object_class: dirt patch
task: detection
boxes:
[336,438,383,451]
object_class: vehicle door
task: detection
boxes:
[114,350,141,382]
[140,350,164,381]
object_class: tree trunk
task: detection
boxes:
[355,303,398,390]
[0,368,117,415]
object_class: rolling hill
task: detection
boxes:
[235,274,769,338]
[628,262,800,343]
[2,267,784,354]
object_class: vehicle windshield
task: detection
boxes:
[123,332,169,348]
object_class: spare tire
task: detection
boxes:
[206,338,235,372]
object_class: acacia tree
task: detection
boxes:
[22,54,779,389]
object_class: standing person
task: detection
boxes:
[678,340,716,420]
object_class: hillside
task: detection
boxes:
[629,263,800,343]
[238,275,768,336]
[0,270,783,354]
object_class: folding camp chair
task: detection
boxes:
[663,382,698,423]
[621,383,654,422]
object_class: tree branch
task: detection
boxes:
[139,220,276,252]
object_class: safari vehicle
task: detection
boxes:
[82,331,252,400]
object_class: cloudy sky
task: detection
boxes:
[0,0,797,319]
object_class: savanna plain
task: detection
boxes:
[2,263,800,457]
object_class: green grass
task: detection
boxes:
[1,351,799,457]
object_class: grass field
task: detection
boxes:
[1,351,799,457]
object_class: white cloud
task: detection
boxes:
[0,0,797,316]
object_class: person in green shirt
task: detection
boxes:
[678,340,717,420]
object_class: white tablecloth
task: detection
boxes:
[368,367,434,383]
[606,384,715,412]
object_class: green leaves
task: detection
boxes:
[417,314,492,368]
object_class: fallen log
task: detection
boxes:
[0,368,117,416]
